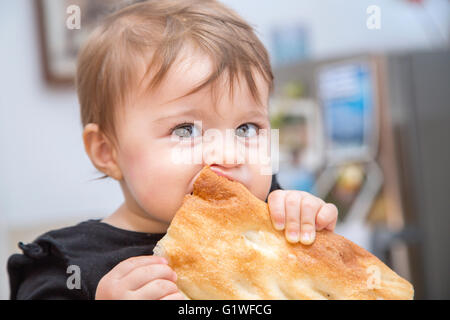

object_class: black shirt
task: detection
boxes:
[7,175,283,300]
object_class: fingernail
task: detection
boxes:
[301,232,315,245]
[287,231,300,243]
[161,258,169,264]
[274,222,285,231]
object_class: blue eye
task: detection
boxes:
[172,123,201,138]
[236,123,259,138]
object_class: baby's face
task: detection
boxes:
[113,48,273,230]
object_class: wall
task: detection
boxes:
[0,0,448,300]
[0,0,124,299]
[224,0,449,62]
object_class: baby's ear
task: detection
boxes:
[82,123,123,181]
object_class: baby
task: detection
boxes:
[8,0,337,300]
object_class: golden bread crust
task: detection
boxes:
[154,166,414,300]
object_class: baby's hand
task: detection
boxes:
[267,190,338,245]
[95,255,185,300]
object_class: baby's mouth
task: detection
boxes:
[187,165,243,196]
[209,165,236,182]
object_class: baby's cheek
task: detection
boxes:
[126,163,189,222]
[130,169,169,210]
[141,186,181,222]
[249,172,272,202]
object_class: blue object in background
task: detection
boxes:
[318,62,375,161]
[271,24,309,66]
[277,166,316,194]
[325,65,372,147]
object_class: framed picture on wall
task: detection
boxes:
[35,0,144,86]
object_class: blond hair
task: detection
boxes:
[77,0,273,151]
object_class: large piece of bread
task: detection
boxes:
[153,166,414,299]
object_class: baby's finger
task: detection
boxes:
[122,263,177,291]
[299,196,321,245]
[326,204,338,231]
[284,191,303,243]
[161,292,187,300]
[112,255,168,280]
[268,190,286,230]
[133,279,179,300]
[316,203,338,231]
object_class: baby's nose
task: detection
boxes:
[202,130,245,166]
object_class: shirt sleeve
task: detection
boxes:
[269,174,283,192]
[8,241,90,300]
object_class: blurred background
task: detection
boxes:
[0,0,449,299]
